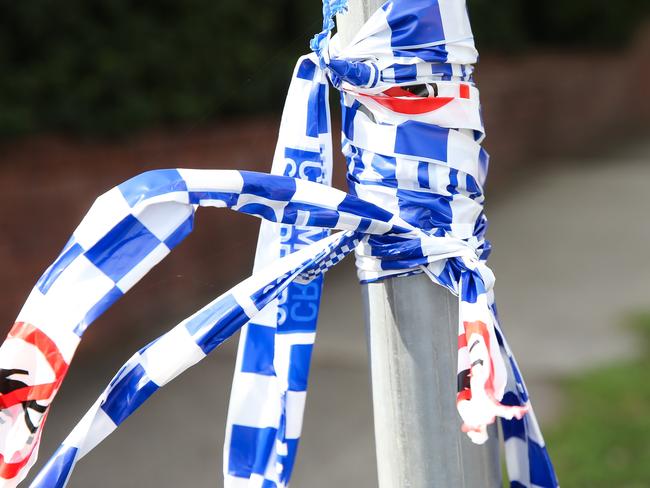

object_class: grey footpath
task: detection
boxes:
[24,143,649,487]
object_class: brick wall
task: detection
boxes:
[0,31,648,346]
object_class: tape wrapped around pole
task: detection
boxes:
[0,1,558,487]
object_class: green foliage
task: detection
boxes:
[0,0,321,137]
[467,0,530,52]
[0,0,648,137]
[543,313,650,487]
[468,0,650,52]
[519,0,650,48]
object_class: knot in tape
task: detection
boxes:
[353,229,494,290]
[326,57,380,89]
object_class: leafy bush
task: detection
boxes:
[469,0,650,51]
[0,0,321,136]
[0,0,648,137]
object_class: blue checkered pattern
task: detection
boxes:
[0,1,557,487]
[31,230,359,488]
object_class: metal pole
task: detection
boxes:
[337,2,502,487]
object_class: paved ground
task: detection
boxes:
[23,143,649,487]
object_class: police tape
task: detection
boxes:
[0,1,558,487]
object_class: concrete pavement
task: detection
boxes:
[22,143,649,487]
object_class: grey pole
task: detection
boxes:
[337,2,502,487]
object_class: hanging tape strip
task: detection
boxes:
[0,1,558,487]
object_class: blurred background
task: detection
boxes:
[1,1,649,486]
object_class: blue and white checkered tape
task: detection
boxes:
[0,1,557,487]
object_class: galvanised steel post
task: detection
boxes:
[337,1,501,486]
